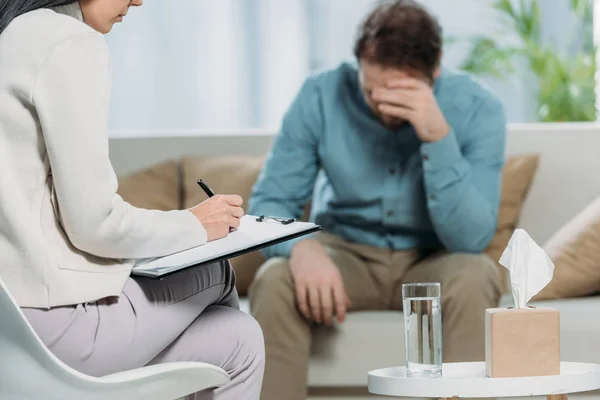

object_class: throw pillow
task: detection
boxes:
[181,156,264,211]
[181,156,265,295]
[117,160,181,211]
[484,153,540,293]
[534,195,600,301]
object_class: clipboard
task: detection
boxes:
[132,215,322,279]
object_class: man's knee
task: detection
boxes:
[249,257,297,315]
[441,253,501,301]
[250,258,293,298]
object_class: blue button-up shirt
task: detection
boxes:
[249,62,506,258]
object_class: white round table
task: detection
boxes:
[368,362,600,399]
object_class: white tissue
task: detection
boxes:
[498,229,555,309]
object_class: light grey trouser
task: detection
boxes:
[22,261,265,400]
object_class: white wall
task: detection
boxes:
[105,0,579,135]
[105,1,254,131]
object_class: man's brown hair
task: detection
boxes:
[353,0,443,80]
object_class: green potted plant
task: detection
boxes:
[454,0,596,122]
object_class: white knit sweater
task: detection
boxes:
[0,6,207,308]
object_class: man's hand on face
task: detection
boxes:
[372,78,450,142]
[289,239,351,326]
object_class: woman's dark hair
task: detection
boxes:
[354,0,443,80]
[0,0,76,35]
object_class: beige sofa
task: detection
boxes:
[111,126,600,399]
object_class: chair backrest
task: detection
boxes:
[0,275,52,360]
[0,276,97,397]
[0,275,51,354]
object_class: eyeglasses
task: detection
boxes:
[255,215,297,225]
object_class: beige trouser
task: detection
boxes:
[249,232,502,400]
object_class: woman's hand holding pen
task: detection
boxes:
[189,195,244,241]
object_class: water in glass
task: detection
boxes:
[402,283,442,378]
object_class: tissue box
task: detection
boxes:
[485,307,560,378]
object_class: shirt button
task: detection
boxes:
[422,154,430,161]
[386,210,394,217]
[389,168,396,175]
[429,194,436,201]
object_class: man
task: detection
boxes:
[248,1,505,399]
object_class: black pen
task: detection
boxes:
[197,179,215,198]
[198,179,238,232]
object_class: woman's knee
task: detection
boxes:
[232,307,264,348]
[209,306,265,370]
[229,311,265,377]
[238,312,265,364]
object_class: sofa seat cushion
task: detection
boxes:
[525,295,600,365]
[239,294,600,387]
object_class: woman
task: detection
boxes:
[0,1,264,399]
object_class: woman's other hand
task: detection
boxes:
[189,195,244,241]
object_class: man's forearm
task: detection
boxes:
[421,130,501,253]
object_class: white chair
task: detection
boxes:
[0,277,230,400]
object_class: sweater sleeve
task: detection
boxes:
[32,32,207,259]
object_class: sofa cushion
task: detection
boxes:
[181,156,265,295]
[485,153,540,292]
[181,155,264,211]
[534,195,600,301]
[117,160,181,211]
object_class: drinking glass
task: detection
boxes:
[402,282,442,378]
